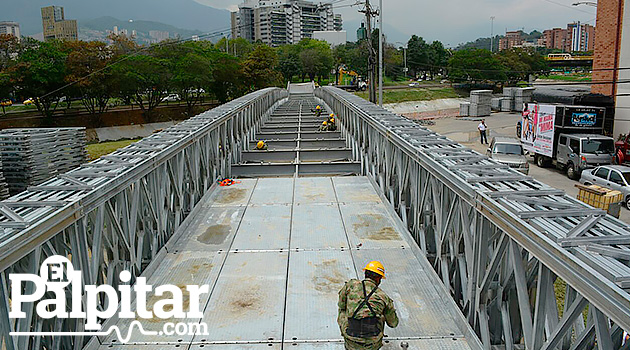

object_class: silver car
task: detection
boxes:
[486,137,529,174]
[580,165,630,209]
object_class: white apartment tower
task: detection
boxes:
[231,0,343,46]
[0,22,20,40]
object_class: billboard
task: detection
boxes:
[521,103,556,157]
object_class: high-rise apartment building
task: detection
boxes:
[498,31,523,50]
[567,22,595,52]
[231,0,342,47]
[542,23,595,52]
[41,6,78,41]
[0,22,20,40]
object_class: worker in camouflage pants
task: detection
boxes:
[338,261,399,350]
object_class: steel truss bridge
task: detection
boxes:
[0,83,628,349]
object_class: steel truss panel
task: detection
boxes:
[317,86,630,349]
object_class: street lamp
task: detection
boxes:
[572,1,597,6]
[395,42,408,77]
[490,16,495,53]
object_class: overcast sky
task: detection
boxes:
[193,0,597,46]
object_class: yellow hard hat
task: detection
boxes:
[364,261,385,278]
[257,140,265,148]
[329,113,335,117]
[322,121,328,126]
[316,105,321,110]
[331,118,335,123]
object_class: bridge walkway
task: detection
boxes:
[95,92,479,350]
[98,176,477,350]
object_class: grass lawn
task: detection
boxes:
[540,73,592,82]
[354,87,462,104]
[86,139,141,160]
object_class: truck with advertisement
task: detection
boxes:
[520,103,615,179]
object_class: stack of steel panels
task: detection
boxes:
[0,159,9,200]
[459,102,470,116]
[469,90,492,116]
[491,97,501,111]
[515,87,535,110]
[0,128,87,194]
[503,87,516,111]
[500,97,512,112]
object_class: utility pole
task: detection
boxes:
[490,16,495,52]
[378,0,383,107]
[360,0,378,103]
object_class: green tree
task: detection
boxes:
[9,40,68,121]
[427,41,449,79]
[0,34,20,72]
[297,39,333,83]
[497,48,549,85]
[210,53,245,103]
[111,53,170,118]
[448,48,506,83]
[407,35,429,78]
[171,42,215,115]
[64,40,115,118]
[277,44,302,82]
[242,45,282,90]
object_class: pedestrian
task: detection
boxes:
[478,119,488,144]
[338,261,399,350]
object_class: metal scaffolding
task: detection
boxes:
[317,86,630,350]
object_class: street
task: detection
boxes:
[423,111,630,224]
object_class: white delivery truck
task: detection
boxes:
[520,103,615,180]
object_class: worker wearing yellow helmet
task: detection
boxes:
[255,140,268,150]
[313,105,323,117]
[318,120,328,131]
[327,113,337,131]
[337,261,399,349]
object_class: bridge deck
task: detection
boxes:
[99,176,476,349]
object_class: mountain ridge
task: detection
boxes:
[2,0,230,37]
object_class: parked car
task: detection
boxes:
[409,82,420,87]
[580,165,630,209]
[23,98,34,105]
[161,94,180,102]
[0,100,12,107]
[486,137,529,174]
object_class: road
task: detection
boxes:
[424,111,630,224]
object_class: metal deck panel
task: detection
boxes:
[196,251,288,343]
[285,338,472,349]
[230,205,292,251]
[283,250,357,342]
[352,249,467,339]
[100,345,188,350]
[172,206,246,252]
[291,204,349,250]
[206,179,258,207]
[249,178,294,205]
[332,177,382,203]
[102,251,224,345]
[294,177,337,204]
[190,345,280,350]
[340,203,411,250]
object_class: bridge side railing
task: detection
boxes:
[0,87,287,350]
[317,86,630,350]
